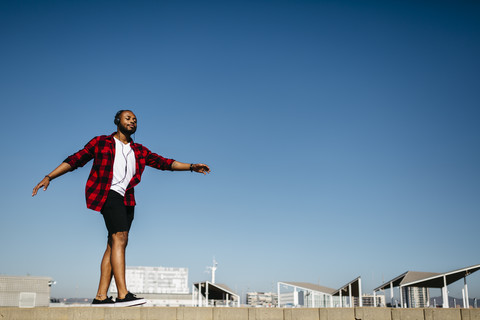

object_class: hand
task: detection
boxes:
[192,163,211,175]
[32,176,51,197]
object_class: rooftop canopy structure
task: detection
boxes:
[332,277,363,307]
[277,277,362,308]
[373,264,480,308]
[192,281,240,307]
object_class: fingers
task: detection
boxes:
[191,164,210,174]
[32,179,49,197]
[196,164,210,174]
[32,184,42,196]
[32,183,42,196]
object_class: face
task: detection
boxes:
[118,110,137,135]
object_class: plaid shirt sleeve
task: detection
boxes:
[145,150,175,170]
[135,144,175,170]
[63,136,99,170]
[63,135,115,211]
[62,136,174,212]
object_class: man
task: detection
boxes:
[32,110,210,307]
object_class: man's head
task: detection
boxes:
[114,110,137,136]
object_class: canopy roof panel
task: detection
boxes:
[279,281,336,295]
[194,281,238,300]
[332,277,361,296]
[373,264,480,291]
[402,264,480,288]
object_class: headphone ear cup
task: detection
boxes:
[114,110,123,126]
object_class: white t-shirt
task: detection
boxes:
[110,137,136,197]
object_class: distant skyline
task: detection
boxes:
[1,0,479,299]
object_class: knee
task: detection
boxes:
[111,231,129,247]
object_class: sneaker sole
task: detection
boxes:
[115,298,146,307]
[91,303,116,307]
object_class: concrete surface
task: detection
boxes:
[249,307,284,320]
[424,309,461,320]
[0,307,479,320]
[319,307,355,320]
[213,307,249,320]
[391,308,425,320]
[284,308,319,320]
[461,309,480,320]
[355,307,392,320]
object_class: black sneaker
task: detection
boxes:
[115,292,146,307]
[91,296,115,307]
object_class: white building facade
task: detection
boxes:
[109,266,189,294]
[0,276,53,307]
[402,286,430,308]
[246,292,278,307]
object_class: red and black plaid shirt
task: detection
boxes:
[64,132,175,212]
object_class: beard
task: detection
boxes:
[118,122,137,136]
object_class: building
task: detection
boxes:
[246,292,277,307]
[277,282,336,308]
[108,266,191,306]
[332,277,363,307]
[373,264,480,308]
[0,276,54,307]
[192,281,240,307]
[278,277,363,308]
[361,294,386,307]
[109,266,189,294]
[191,259,240,307]
[402,286,429,308]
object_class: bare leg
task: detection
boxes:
[95,238,113,300]
[110,231,129,299]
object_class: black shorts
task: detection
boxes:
[101,190,134,237]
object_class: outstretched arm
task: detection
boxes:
[32,162,72,196]
[171,161,211,175]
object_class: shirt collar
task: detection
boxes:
[109,132,134,145]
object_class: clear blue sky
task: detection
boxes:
[1,0,479,300]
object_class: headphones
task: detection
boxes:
[114,110,125,126]
[114,109,136,142]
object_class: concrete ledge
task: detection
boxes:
[178,307,214,320]
[355,307,392,320]
[284,308,320,320]
[249,307,284,320]
[424,309,461,320]
[213,307,249,320]
[0,307,479,320]
[461,309,480,320]
[392,308,425,320]
[319,307,355,320]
